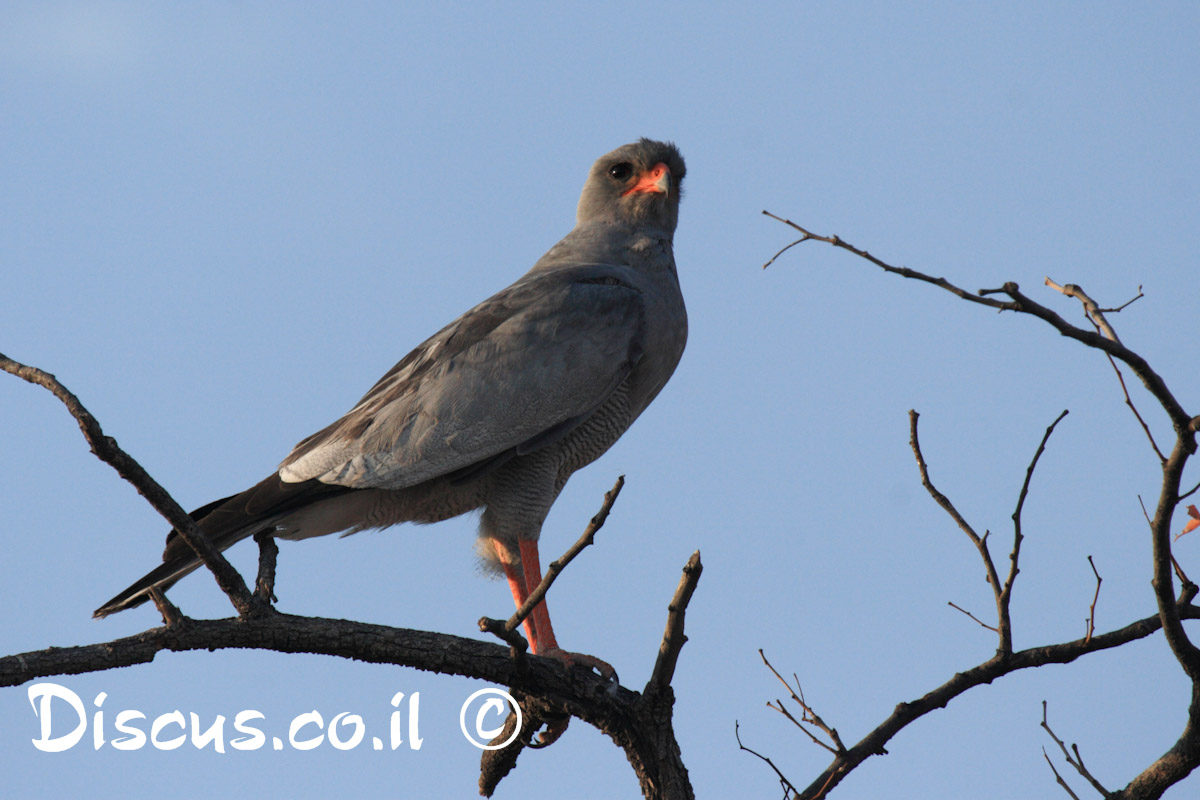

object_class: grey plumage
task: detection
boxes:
[95,139,687,644]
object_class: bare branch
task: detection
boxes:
[1085,556,1102,644]
[909,410,1008,649]
[762,235,814,270]
[1102,349,1167,463]
[148,587,183,627]
[7,580,700,800]
[1097,285,1144,314]
[947,601,1000,633]
[1044,277,1123,344]
[1042,748,1084,800]
[1136,450,1200,681]
[740,600,1200,800]
[759,650,846,754]
[505,476,624,636]
[1044,276,1162,461]
[253,531,280,606]
[479,477,626,666]
[990,281,1192,438]
[736,721,802,799]
[0,352,256,616]
[1002,409,1070,647]
[761,211,1014,311]
[763,217,1200,798]
[787,603,1200,800]
[761,217,1192,436]
[479,692,560,794]
[1041,700,1109,796]
[647,550,704,695]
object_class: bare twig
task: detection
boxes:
[1044,277,1123,344]
[909,410,1008,648]
[762,235,813,270]
[1045,278,1160,462]
[763,216,1192,436]
[1002,409,1070,647]
[477,616,530,660]
[761,211,1015,311]
[148,587,184,627]
[759,650,845,754]
[1041,701,1109,796]
[948,601,1000,633]
[1042,748,1083,800]
[646,550,704,695]
[1097,285,1144,313]
[1100,349,1166,463]
[0,352,255,616]
[478,476,625,663]
[736,721,802,799]
[1085,556,1102,644]
[1138,495,1196,594]
[254,531,280,606]
[505,476,624,636]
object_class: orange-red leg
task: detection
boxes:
[518,539,559,654]
[490,537,615,747]
[492,538,558,654]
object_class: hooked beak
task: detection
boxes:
[621,162,671,197]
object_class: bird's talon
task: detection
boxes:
[538,646,617,682]
[530,715,570,748]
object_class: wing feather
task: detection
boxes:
[279,266,645,489]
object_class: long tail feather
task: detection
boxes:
[93,475,350,618]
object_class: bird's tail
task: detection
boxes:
[92,557,206,618]
[93,475,350,618]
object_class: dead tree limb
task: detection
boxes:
[759,214,1200,800]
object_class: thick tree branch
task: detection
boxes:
[5,581,701,799]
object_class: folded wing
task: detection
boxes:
[279,267,647,489]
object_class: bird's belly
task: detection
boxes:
[277,479,486,540]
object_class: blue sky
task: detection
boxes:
[3,3,1199,797]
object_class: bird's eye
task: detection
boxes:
[608,163,634,181]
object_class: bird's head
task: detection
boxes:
[577,139,686,234]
